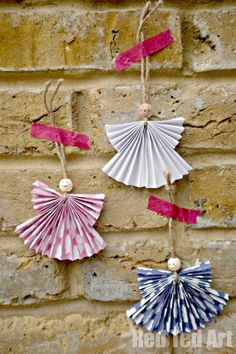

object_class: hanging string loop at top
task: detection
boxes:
[136,0,163,43]
[43,79,68,180]
[137,0,163,108]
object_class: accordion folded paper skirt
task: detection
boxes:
[127,262,228,335]
[16,180,106,261]
[102,118,192,188]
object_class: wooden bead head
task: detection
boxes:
[168,257,181,272]
[59,178,73,192]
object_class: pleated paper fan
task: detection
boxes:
[102,118,192,188]
[16,180,106,261]
[16,80,107,261]
[127,262,228,335]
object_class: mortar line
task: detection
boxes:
[0,71,236,90]
[0,150,235,168]
[0,2,235,11]
[0,298,130,317]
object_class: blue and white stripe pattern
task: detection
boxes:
[127,262,228,335]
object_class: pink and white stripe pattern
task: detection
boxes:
[16,180,106,261]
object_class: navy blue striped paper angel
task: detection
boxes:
[127,261,228,336]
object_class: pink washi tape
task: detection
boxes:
[147,196,202,224]
[31,122,90,150]
[114,29,174,72]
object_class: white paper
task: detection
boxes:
[102,118,192,188]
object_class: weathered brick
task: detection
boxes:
[0,247,66,305]
[2,83,235,156]
[188,165,236,228]
[0,9,181,71]
[0,310,172,354]
[198,241,236,297]
[0,164,167,234]
[174,233,236,297]
[68,230,170,300]
[192,9,236,72]
[0,90,71,155]
[74,231,169,302]
[0,312,126,354]
[73,83,236,153]
[81,258,138,301]
[103,230,170,265]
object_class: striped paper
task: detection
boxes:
[16,180,106,261]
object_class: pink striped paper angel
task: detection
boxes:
[16,180,106,261]
[16,80,106,261]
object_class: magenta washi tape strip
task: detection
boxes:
[147,196,202,224]
[31,122,90,150]
[114,29,174,72]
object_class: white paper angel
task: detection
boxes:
[104,0,192,189]
[103,105,192,188]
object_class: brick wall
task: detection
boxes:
[0,0,235,353]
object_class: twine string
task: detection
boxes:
[43,79,68,179]
[164,171,179,281]
[164,171,176,258]
[136,0,163,104]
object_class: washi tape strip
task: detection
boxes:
[147,195,202,224]
[114,29,174,72]
[31,122,90,150]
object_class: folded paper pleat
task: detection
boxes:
[103,118,192,188]
[16,180,106,261]
[127,262,228,335]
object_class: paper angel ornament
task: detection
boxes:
[103,0,192,189]
[127,172,228,335]
[16,79,106,261]
[127,261,228,335]
[16,180,106,261]
[103,117,192,188]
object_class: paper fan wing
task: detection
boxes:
[102,119,192,188]
[127,263,228,335]
[16,180,64,234]
[69,193,105,226]
[32,180,61,212]
[127,267,174,332]
[149,118,185,148]
[176,262,228,333]
[104,121,144,151]
[16,182,106,261]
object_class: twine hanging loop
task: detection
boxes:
[137,0,163,114]
[43,79,68,182]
